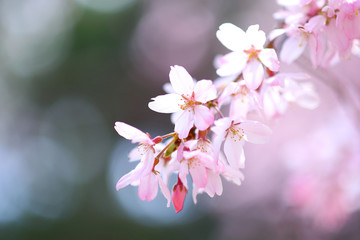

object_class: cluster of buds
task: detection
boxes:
[114,22,320,212]
[271,0,360,67]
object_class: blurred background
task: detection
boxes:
[0,0,359,239]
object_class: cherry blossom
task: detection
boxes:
[272,0,360,67]
[262,73,320,118]
[192,168,223,204]
[114,122,156,190]
[212,117,272,169]
[177,146,215,190]
[149,65,217,139]
[110,0,356,214]
[138,171,172,207]
[216,23,280,89]
[218,81,260,119]
[114,122,171,206]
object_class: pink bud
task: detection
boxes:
[172,177,187,213]
[152,136,163,144]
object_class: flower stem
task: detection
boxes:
[155,134,179,161]
[161,132,177,139]
[214,106,225,118]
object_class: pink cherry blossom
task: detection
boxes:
[279,14,326,66]
[218,81,260,119]
[216,23,280,89]
[114,122,171,206]
[336,0,360,40]
[212,117,272,169]
[138,171,172,207]
[273,0,360,67]
[148,65,217,139]
[114,122,156,190]
[262,73,320,118]
[177,149,214,190]
[110,0,344,214]
[218,153,245,186]
[192,168,223,204]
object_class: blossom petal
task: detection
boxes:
[212,117,233,135]
[141,150,156,176]
[308,33,325,68]
[280,35,306,64]
[174,110,194,139]
[116,169,139,190]
[128,147,141,162]
[194,105,214,131]
[179,161,189,189]
[169,65,194,95]
[170,111,182,124]
[241,120,272,144]
[243,60,264,90]
[211,118,232,162]
[194,80,217,103]
[116,150,155,190]
[246,24,266,49]
[163,82,174,93]
[138,173,158,201]
[327,19,351,53]
[148,93,183,113]
[216,52,247,76]
[229,94,249,119]
[205,170,223,197]
[304,15,326,33]
[268,28,286,41]
[218,82,238,107]
[216,23,246,51]
[114,122,149,143]
[192,185,200,204]
[220,155,245,185]
[224,136,245,169]
[258,48,280,72]
[157,174,171,207]
[116,160,146,190]
[189,164,208,188]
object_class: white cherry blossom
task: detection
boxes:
[148,65,217,139]
[216,23,280,89]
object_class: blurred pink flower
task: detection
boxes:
[283,113,360,231]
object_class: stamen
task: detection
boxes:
[244,45,261,60]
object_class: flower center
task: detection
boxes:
[197,139,210,153]
[180,92,198,111]
[227,122,245,142]
[137,143,151,155]
[244,45,261,60]
[187,157,201,169]
[232,85,249,102]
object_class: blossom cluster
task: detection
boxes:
[114,22,320,212]
[271,0,360,67]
